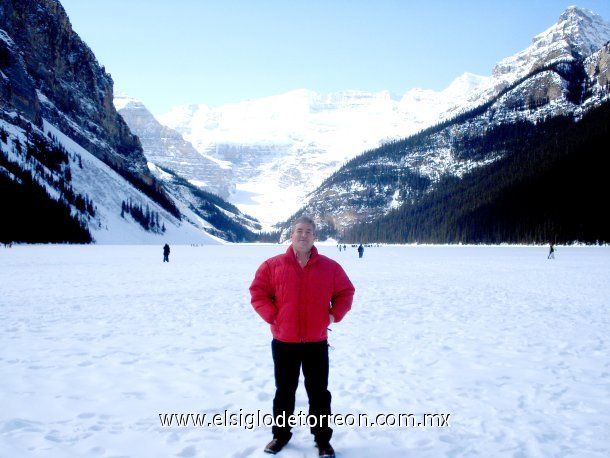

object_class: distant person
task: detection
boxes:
[163,243,170,262]
[250,216,355,457]
[548,243,555,260]
[357,244,364,258]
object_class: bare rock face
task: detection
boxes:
[0,31,41,123]
[115,95,234,198]
[0,0,152,185]
[586,43,610,91]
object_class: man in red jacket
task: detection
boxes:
[250,216,355,458]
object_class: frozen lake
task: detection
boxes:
[1,244,609,457]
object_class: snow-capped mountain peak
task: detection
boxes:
[492,6,610,84]
[112,91,141,111]
[440,72,491,100]
[556,6,610,56]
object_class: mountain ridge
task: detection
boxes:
[284,40,610,243]
[157,76,489,227]
[155,6,610,228]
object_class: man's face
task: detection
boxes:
[291,222,315,253]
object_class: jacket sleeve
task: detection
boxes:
[249,261,278,324]
[330,264,355,323]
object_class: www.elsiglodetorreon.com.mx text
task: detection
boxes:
[159,410,451,429]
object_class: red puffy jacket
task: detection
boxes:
[250,245,355,343]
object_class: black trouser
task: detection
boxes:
[271,339,332,445]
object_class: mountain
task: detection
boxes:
[492,6,610,85]
[0,0,168,204]
[113,93,262,242]
[114,93,234,199]
[4,2,606,244]
[0,0,257,244]
[1,116,214,244]
[158,76,488,228]
[156,7,610,229]
[281,8,610,243]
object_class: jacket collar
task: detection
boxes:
[286,244,318,265]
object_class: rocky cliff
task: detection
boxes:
[0,0,161,193]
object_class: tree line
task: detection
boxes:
[121,199,166,234]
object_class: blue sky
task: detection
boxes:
[60,0,610,115]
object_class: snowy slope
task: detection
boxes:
[293,41,610,237]
[42,120,222,245]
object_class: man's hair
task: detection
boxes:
[292,216,316,234]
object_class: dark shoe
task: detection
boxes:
[264,438,288,454]
[316,442,335,458]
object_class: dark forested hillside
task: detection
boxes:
[0,120,95,243]
[0,168,92,244]
[344,102,610,244]
[0,137,92,243]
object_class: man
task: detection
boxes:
[250,216,355,457]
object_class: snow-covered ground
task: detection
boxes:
[1,244,609,457]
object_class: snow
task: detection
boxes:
[2,244,609,457]
[41,121,220,245]
[492,7,610,86]
[113,91,139,111]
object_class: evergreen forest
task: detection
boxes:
[344,101,610,244]
[0,127,92,243]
